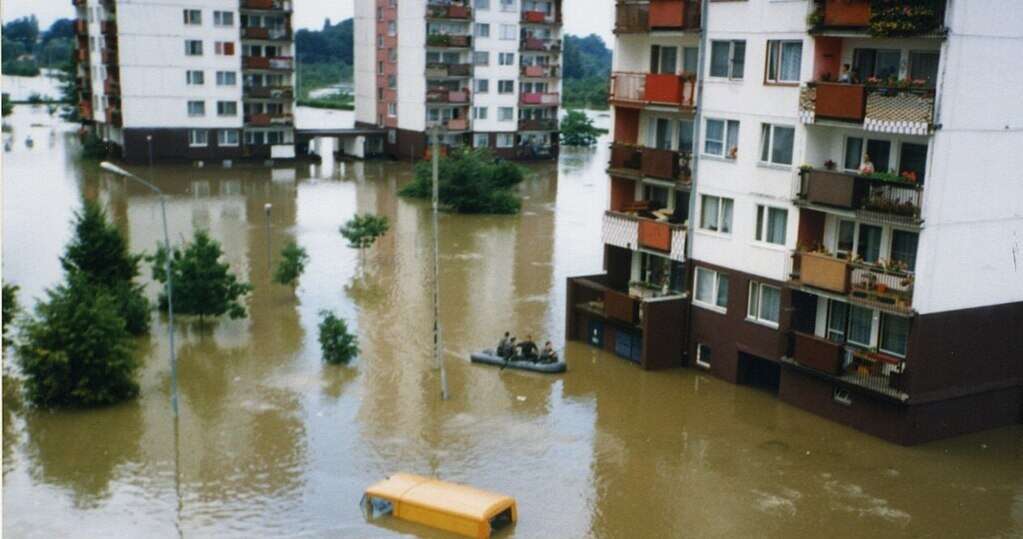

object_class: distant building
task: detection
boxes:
[354,0,563,161]
[566,0,1023,445]
[73,0,296,162]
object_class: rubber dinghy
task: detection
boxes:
[470,349,567,374]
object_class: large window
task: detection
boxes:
[474,133,489,147]
[890,230,919,271]
[847,305,874,347]
[475,79,489,93]
[473,51,489,66]
[755,205,788,245]
[700,195,733,234]
[186,70,204,85]
[853,48,901,80]
[856,224,883,263]
[187,100,205,117]
[498,107,514,121]
[640,254,685,293]
[216,71,236,86]
[709,40,745,79]
[695,268,729,311]
[183,9,202,25]
[909,51,940,87]
[213,11,234,26]
[650,45,677,74]
[880,314,910,357]
[747,282,781,327]
[704,118,739,159]
[217,129,239,147]
[899,142,928,183]
[498,80,514,94]
[475,23,490,38]
[185,40,203,56]
[759,124,794,165]
[216,101,237,116]
[826,301,849,342]
[499,52,514,65]
[766,40,802,83]
[188,129,208,147]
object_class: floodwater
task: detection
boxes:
[2,104,1022,538]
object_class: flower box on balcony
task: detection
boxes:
[822,0,871,28]
[814,82,866,122]
[604,289,639,325]
[638,220,672,252]
[793,331,844,375]
[801,169,865,209]
[798,251,850,294]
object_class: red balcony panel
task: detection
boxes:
[244,56,271,69]
[641,148,683,181]
[610,143,642,170]
[823,0,871,28]
[523,10,547,23]
[793,332,845,375]
[448,90,469,103]
[247,113,272,126]
[638,220,671,252]
[815,82,866,122]
[604,289,639,325]
[523,65,546,77]
[447,118,468,130]
[75,20,88,35]
[643,73,694,107]
[243,27,270,39]
[649,0,684,28]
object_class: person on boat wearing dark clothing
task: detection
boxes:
[539,342,558,364]
[497,332,512,357]
[517,336,539,361]
[504,337,517,360]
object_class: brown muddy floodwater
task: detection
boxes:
[2,105,1022,538]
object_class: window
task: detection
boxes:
[853,48,900,80]
[759,124,794,165]
[695,268,729,311]
[880,314,910,357]
[833,388,852,406]
[650,45,677,75]
[473,106,488,120]
[388,129,397,144]
[639,253,685,293]
[474,133,489,147]
[498,80,514,94]
[475,0,490,9]
[387,21,396,36]
[186,70,204,85]
[388,103,397,117]
[216,71,236,86]
[217,101,237,116]
[500,0,516,12]
[899,142,928,183]
[709,40,745,79]
[827,301,849,342]
[677,119,694,153]
[185,40,203,56]
[183,9,201,25]
[836,219,855,258]
[189,129,208,147]
[187,100,205,116]
[843,137,864,170]
[500,24,516,40]
[909,51,940,87]
[496,133,514,147]
[473,51,490,66]
[388,74,396,89]
[856,224,883,263]
[215,41,235,56]
[475,23,490,38]
[704,118,739,159]
[844,136,892,172]
[475,79,489,93]
[218,129,239,147]
[700,195,733,234]
[766,40,802,83]
[683,46,699,73]
[498,107,514,121]
[747,282,781,327]
[754,205,788,245]
[499,52,514,66]
[848,305,874,347]
[890,230,919,271]
[696,344,711,369]
[213,11,234,27]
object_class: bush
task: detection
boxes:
[560,110,603,147]
[1,59,41,77]
[3,283,19,346]
[339,214,390,250]
[81,132,111,160]
[318,311,358,365]
[2,93,12,117]
[273,241,309,288]
[150,230,252,323]
[400,149,525,214]
[16,274,139,407]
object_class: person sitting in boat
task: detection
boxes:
[503,337,518,360]
[517,336,539,362]
[539,342,558,364]
[496,332,512,357]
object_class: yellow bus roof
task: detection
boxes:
[365,474,516,521]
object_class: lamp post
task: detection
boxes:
[100,161,179,416]
[264,203,273,278]
[430,126,449,401]
[146,134,153,166]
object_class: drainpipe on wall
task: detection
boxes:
[686,0,710,265]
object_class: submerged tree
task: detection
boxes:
[273,241,309,289]
[339,214,390,252]
[318,311,358,365]
[3,283,19,347]
[560,110,602,147]
[150,230,252,323]
[16,274,139,407]
[61,201,150,335]
[399,149,525,214]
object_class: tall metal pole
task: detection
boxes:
[264,203,273,278]
[431,127,449,401]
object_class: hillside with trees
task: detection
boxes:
[563,34,613,109]
[295,18,354,109]
[2,17,75,77]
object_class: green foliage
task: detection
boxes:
[273,241,309,288]
[563,77,609,109]
[2,17,74,75]
[562,34,612,108]
[296,94,353,111]
[2,94,12,117]
[16,274,139,408]
[61,201,150,335]
[2,16,39,53]
[401,149,525,214]
[295,18,353,66]
[339,214,391,250]
[869,0,944,37]
[2,59,41,77]
[560,110,603,147]
[318,311,358,365]
[3,283,19,347]
[150,230,252,322]
[81,132,111,159]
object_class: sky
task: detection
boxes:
[1,0,613,43]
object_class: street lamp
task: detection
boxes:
[100,161,179,417]
[146,135,153,166]
[430,126,449,401]
[264,203,273,278]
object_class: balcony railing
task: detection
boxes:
[520,37,561,52]
[101,21,117,34]
[245,113,293,126]
[792,251,915,313]
[427,88,470,103]
[426,34,472,48]
[521,10,557,24]
[520,92,560,106]
[104,78,119,94]
[426,63,472,77]
[243,56,294,70]
[102,49,117,65]
[787,333,909,400]
[798,169,923,221]
[800,82,936,135]
[242,26,291,40]
[75,19,88,36]
[244,86,294,99]
[79,100,92,121]
[518,118,558,131]
[520,64,560,78]
[241,0,293,11]
[427,3,472,20]
[609,143,691,185]
[610,72,696,109]
[792,251,850,294]
[427,117,470,131]
[614,0,701,33]
[603,211,686,261]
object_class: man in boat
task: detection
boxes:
[496,332,512,357]
[503,337,518,360]
[539,342,558,364]
[517,335,539,362]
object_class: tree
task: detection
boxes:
[273,241,309,288]
[318,311,358,365]
[339,214,390,252]
[3,17,39,53]
[2,93,12,117]
[3,283,19,347]
[61,201,150,335]
[150,230,252,323]
[16,274,139,407]
[400,149,525,214]
[560,110,603,147]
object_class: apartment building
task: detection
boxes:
[355,0,563,161]
[567,0,1023,445]
[73,0,296,163]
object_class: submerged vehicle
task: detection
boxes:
[470,349,567,374]
[362,473,517,538]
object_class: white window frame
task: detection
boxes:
[185,40,203,56]
[498,107,514,122]
[183,9,202,25]
[759,123,795,166]
[496,133,514,148]
[498,80,515,94]
[699,195,733,235]
[474,133,490,147]
[703,118,739,159]
[187,100,205,117]
[754,205,788,246]
[499,52,514,66]
[216,101,237,117]
[216,71,236,86]
[213,11,234,27]
[695,344,711,369]
[186,70,204,85]
[475,79,489,93]
[765,40,803,83]
[694,267,729,313]
[747,281,781,328]
[475,23,490,38]
[189,129,208,147]
[473,106,488,120]
[499,24,517,40]
[387,102,397,117]
[709,40,745,80]
[473,51,490,66]
[217,129,239,147]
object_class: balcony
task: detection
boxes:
[244,86,294,99]
[800,82,936,135]
[792,251,915,313]
[75,19,88,36]
[519,118,558,131]
[609,144,691,185]
[610,72,696,109]
[427,3,472,20]
[520,64,560,78]
[243,56,294,71]
[792,332,845,375]
[245,113,293,127]
[566,274,688,369]
[426,34,472,48]
[101,21,117,35]
[520,92,560,106]
[602,211,686,261]
[809,0,945,36]
[426,63,472,78]
[521,10,558,24]
[241,0,293,11]
[798,168,923,222]
[520,37,561,52]
[614,0,700,33]
[103,78,119,95]
[76,48,88,62]
[610,143,642,174]
[242,26,291,40]
[79,100,93,121]
[102,49,117,65]
[107,109,122,127]
[793,251,850,294]
[427,117,470,131]
[426,89,470,104]
[786,333,909,400]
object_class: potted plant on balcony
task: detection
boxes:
[869,0,945,37]
[824,159,837,171]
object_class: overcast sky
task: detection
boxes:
[1,0,613,43]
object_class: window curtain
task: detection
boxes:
[780,42,802,81]
[761,286,781,323]
[701,196,719,230]
[848,306,873,346]
[767,208,787,245]
[696,269,714,303]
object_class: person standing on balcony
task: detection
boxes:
[838,63,853,83]
[859,154,876,175]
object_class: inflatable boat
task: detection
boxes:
[470,349,567,374]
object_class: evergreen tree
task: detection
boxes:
[3,283,19,347]
[61,201,150,335]
[318,311,358,365]
[150,230,252,323]
[273,241,309,289]
[17,274,139,407]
